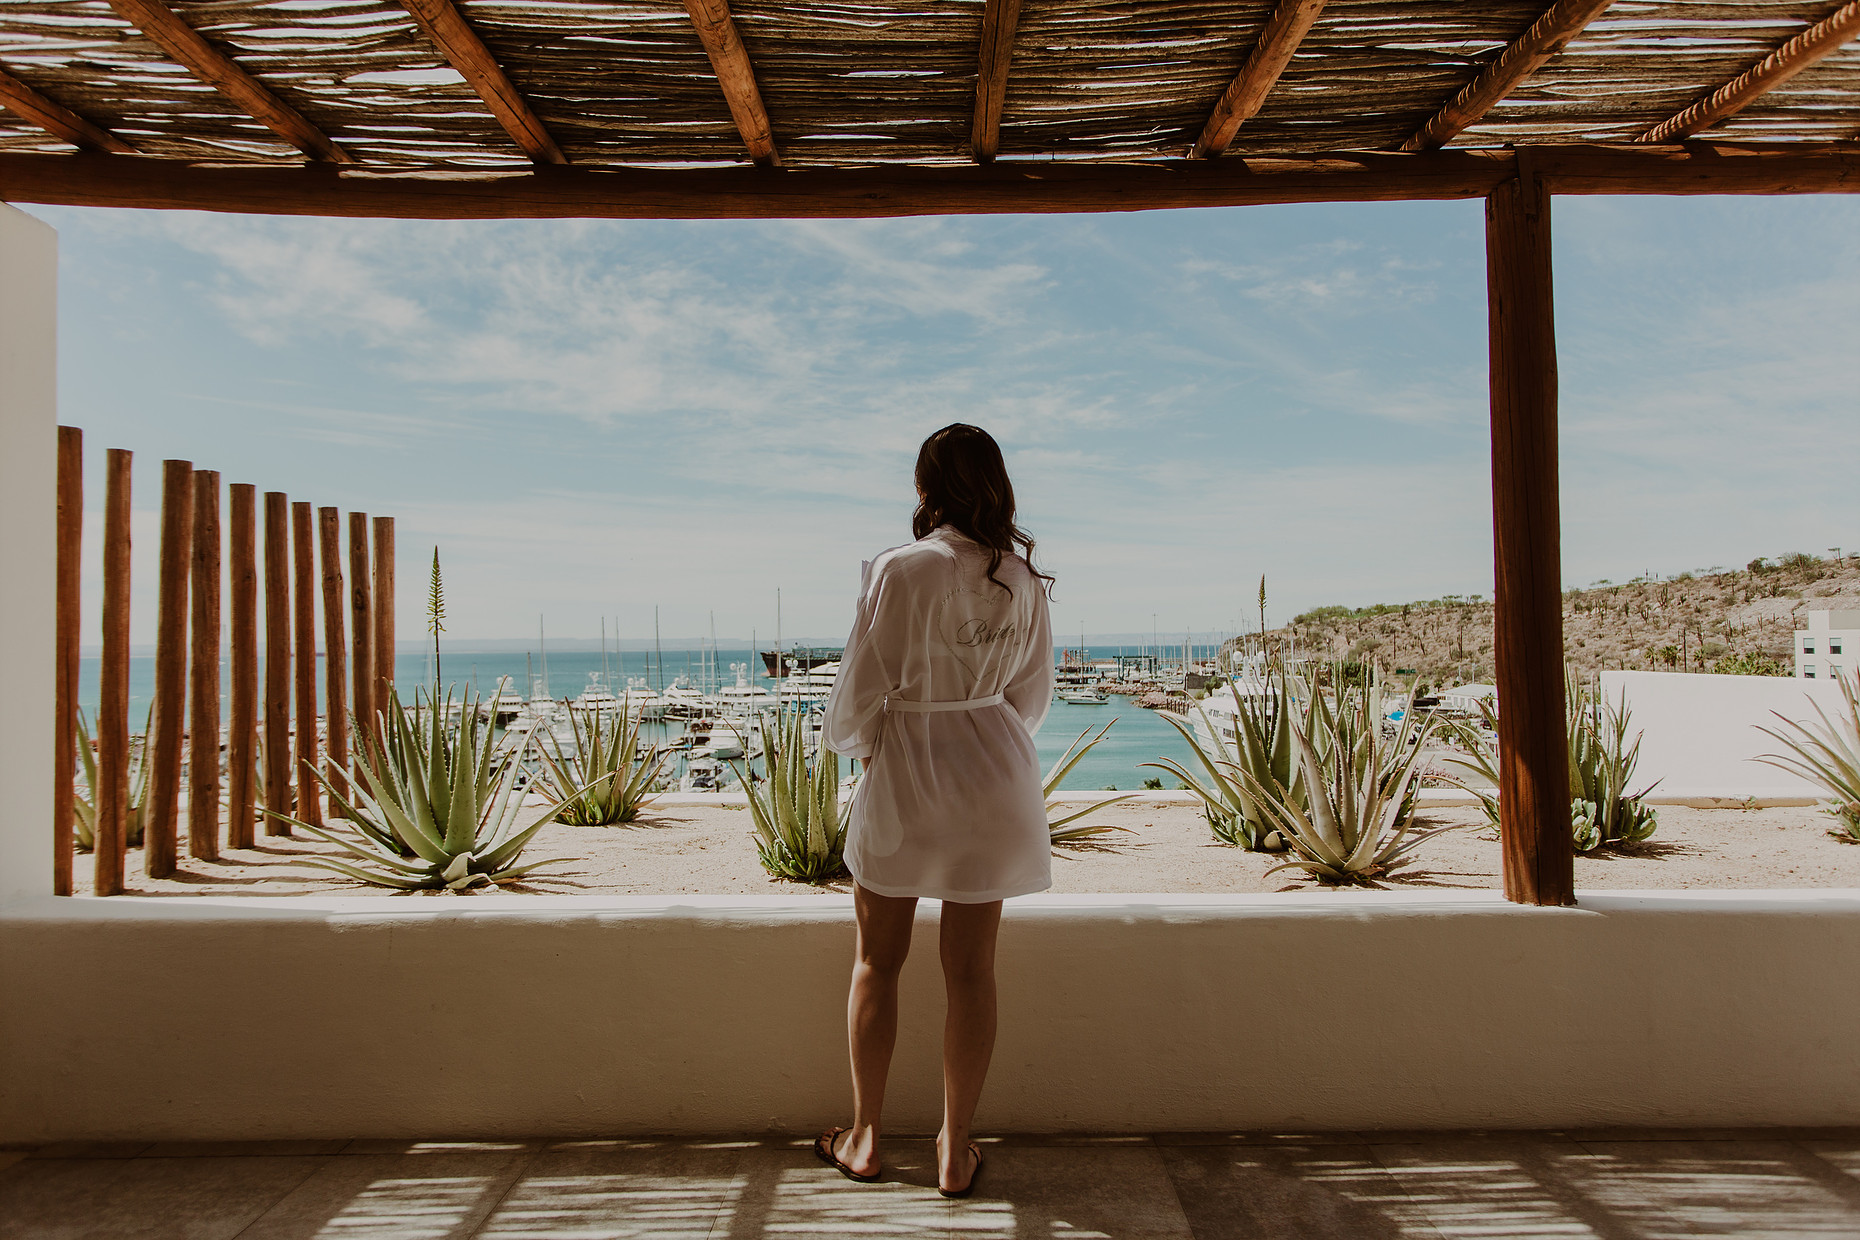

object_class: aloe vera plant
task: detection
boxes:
[1143,661,1302,850]
[1044,720,1133,844]
[271,687,576,891]
[1447,670,1658,851]
[1757,672,1860,841]
[1244,668,1451,885]
[72,707,152,851]
[737,709,848,883]
[537,705,669,826]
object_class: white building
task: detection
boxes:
[1795,609,1860,680]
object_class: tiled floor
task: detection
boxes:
[4,1130,1860,1238]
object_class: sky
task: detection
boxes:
[24,191,1860,648]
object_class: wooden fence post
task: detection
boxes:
[187,470,222,861]
[373,515,395,716]
[1487,168,1574,907]
[54,426,81,895]
[145,459,193,879]
[318,507,349,791]
[292,502,322,828]
[227,484,257,849]
[348,513,374,757]
[263,492,293,834]
[96,448,132,896]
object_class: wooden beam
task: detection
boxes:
[1486,166,1573,908]
[398,0,565,165]
[226,483,257,850]
[1,144,1857,220]
[970,0,1022,163]
[1190,0,1328,160]
[187,469,222,862]
[145,458,193,879]
[682,0,778,167]
[1401,0,1616,152]
[96,449,133,896]
[106,0,352,163]
[54,426,82,896]
[1640,2,1860,143]
[0,66,139,154]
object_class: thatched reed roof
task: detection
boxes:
[0,0,1855,215]
[2,0,1856,168]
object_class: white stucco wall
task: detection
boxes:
[1601,671,1850,802]
[4,889,1859,1142]
[0,204,56,907]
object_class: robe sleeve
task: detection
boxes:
[822,555,902,761]
[1002,580,1053,737]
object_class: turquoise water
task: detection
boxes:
[75,646,1198,791]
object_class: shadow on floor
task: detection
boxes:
[3,1129,1859,1238]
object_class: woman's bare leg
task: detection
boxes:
[936,898,1002,1192]
[836,883,918,1178]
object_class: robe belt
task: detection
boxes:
[884,693,1006,714]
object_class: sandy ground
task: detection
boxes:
[67,800,1860,898]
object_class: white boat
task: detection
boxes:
[489,678,526,722]
[574,672,622,715]
[777,661,839,703]
[679,756,730,792]
[621,677,670,721]
[714,662,776,710]
[1056,688,1110,705]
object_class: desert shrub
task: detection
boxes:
[1043,720,1133,844]
[1243,667,1452,885]
[72,707,151,851]
[537,706,668,826]
[1447,671,1658,851]
[273,688,575,891]
[740,709,848,882]
[1758,674,1860,842]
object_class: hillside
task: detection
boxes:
[1232,553,1860,691]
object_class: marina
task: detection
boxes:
[71,643,1214,793]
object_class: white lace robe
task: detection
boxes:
[823,526,1054,902]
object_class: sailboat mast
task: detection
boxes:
[654,606,663,694]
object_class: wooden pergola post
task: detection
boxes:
[226,484,257,849]
[145,458,193,878]
[347,512,373,756]
[1486,165,1573,907]
[96,448,133,895]
[318,507,349,793]
[291,502,322,828]
[186,469,222,861]
[372,516,395,718]
[262,492,293,834]
[53,426,81,895]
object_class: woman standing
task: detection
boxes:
[815,423,1055,1198]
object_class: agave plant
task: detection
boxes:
[537,705,669,826]
[1143,660,1303,850]
[737,709,848,883]
[1446,669,1658,851]
[1757,671,1860,841]
[72,706,152,851]
[270,687,577,891]
[1043,720,1133,845]
[1244,668,1451,885]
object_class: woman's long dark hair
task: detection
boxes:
[912,423,1054,596]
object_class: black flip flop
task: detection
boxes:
[815,1126,881,1183]
[939,1142,984,1199]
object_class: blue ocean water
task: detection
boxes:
[75,646,1198,790]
